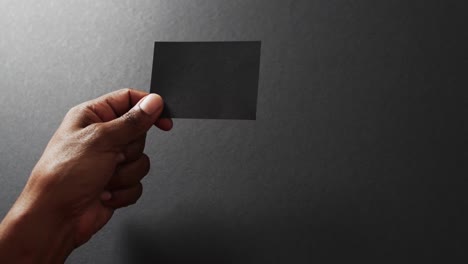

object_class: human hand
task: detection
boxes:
[0,89,171,263]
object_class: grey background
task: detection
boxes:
[1,0,467,263]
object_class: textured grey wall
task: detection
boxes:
[1,1,467,263]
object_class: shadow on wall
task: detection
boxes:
[117,194,461,264]
[119,209,258,264]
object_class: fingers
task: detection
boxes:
[102,153,149,209]
[65,88,149,127]
[155,118,173,131]
[101,93,164,144]
[108,154,150,189]
[89,88,149,121]
[122,134,146,163]
[102,183,143,209]
[65,89,172,143]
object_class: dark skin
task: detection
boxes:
[0,89,172,263]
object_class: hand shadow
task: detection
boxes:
[119,207,257,264]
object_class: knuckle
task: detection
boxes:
[65,104,84,119]
[142,154,151,175]
[137,136,147,152]
[118,88,133,97]
[65,103,98,127]
[90,124,108,139]
[122,110,139,127]
[70,102,86,112]
[80,123,108,145]
[126,138,146,157]
[120,184,143,207]
[132,184,143,204]
[122,110,148,133]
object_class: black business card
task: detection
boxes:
[150,41,261,120]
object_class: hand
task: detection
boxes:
[0,89,172,263]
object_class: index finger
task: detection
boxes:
[91,88,149,121]
[76,88,172,131]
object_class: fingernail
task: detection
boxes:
[139,94,162,115]
[100,191,112,201]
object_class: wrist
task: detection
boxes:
[0,188,75,263]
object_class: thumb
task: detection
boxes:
[102,94,164,144]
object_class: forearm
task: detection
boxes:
[0,188,75,264]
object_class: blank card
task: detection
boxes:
[150,41,261,120]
